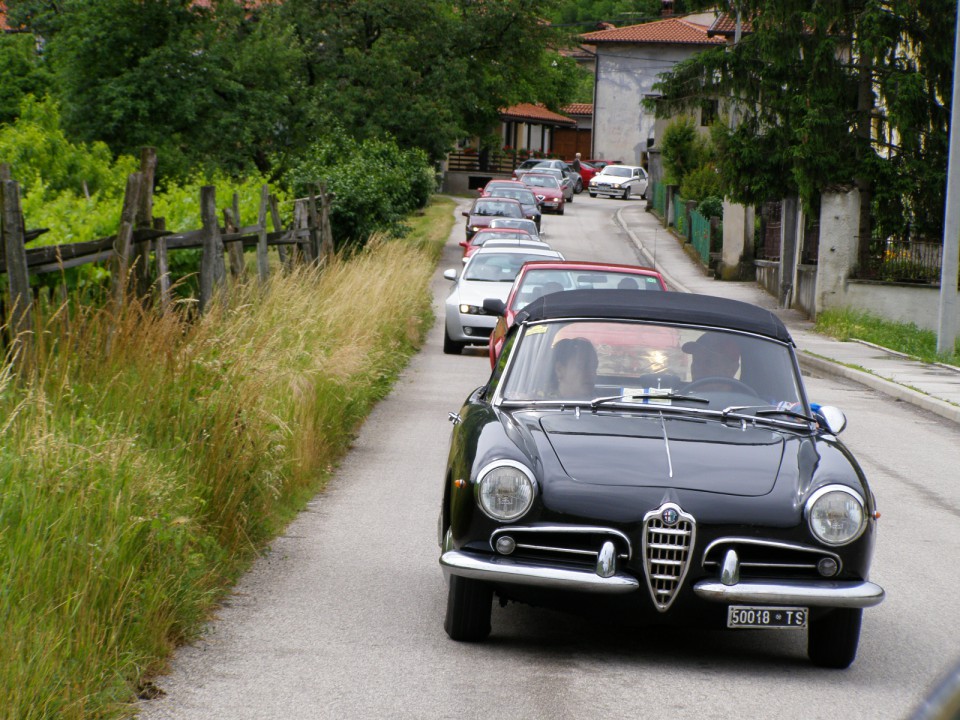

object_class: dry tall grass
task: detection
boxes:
[0,198,453,719]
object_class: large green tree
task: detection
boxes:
[651,0,955,250]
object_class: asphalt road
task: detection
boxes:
[139,194,960,720]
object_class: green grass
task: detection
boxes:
[0,196,455,719]
[815,307,960,366]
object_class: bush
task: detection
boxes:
[680,165,723,204]
[287,125,436,246]
[661,117,709,186]
[698,195,724,220]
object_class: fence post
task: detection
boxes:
[111,172,144,305]
[199,186,226,314]
[226,192,245,278]
[153,217,171,313]
[134,147,156,301]
[318,181,335,262]
[1,180,33,364]
[268,195,290,269]
[256,185,270,283]
[307,188,321,265]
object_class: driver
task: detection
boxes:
[682,333,741,382]
[548,338,598,398]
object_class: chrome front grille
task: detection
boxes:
[489,526,632,567]
[642,503,696,612]
[702,538,842,579]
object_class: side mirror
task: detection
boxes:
[483,298,506,316]
[813,405,847,434]
[461,211,469,217]
[443,269,458,281]
[459,241,468,249]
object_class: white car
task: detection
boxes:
[588,165,649,200]
[443,246,564,355]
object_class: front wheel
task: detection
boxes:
[443,327,463,355]
[808,608,862,668]
[589,192,597,198]
[622,187,632,200]
[574,177,583,193]
[444,574,493,641]
[558,205,565,215]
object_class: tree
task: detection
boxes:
[651,0,956,251]
[0,32,53,124]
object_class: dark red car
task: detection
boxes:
[461,197,525,241]
[520,173,566,214]
[459,228,536,260]
[482,260,668,367]
[478,179,527,197]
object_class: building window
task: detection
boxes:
[700,99,719,127]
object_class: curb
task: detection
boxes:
[616,207,960,428]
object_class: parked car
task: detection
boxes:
[531,168,575,203]
[518,173,566,215]
[512,158,577,186]
[442,246,564,355]
[480,238,554,254]
[568,160,598,191]
[586,159,622,172]
[439,289,884,668]
[483,260,668,366]
[460,228,536,260]
[488,218,542,240]
[486,186,543,229]
[588,164,649,200]
[461,197,526,241]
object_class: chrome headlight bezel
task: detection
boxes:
[476,460,537,522]
[805,485,867,546]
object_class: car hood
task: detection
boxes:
[539,412,784,497]
[455,279,513,305]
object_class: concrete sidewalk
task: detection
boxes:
[617,205,960,426]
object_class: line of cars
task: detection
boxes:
[438,192,884,668]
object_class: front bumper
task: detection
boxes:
[440,549,885,608]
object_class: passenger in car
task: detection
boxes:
[682,333,741,381]
[548,338,599,398]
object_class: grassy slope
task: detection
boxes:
[0,197,455,719]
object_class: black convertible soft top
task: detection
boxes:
[515,289,793,344]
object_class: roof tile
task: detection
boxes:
[500,103,576,127]
[581,17,725,46]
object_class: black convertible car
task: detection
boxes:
[439,290,884,668]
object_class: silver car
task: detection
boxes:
[443,246,564,354]
[588,164,649,200]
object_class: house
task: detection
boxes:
[581,14,724,166]
[499,102,577,157]
[555,103,593,159]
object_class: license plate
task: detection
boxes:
[727,606,807,629]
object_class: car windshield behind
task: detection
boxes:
[464,253,556,282]
[490,188,538,205]
[523,175,561,189]
[471,231,531,247]
[603,167,633,178]
[509,270,663,312]
[472,200,523,217]
[499,319,804,410]
[489,219,540,237]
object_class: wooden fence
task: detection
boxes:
[0,148,333,368]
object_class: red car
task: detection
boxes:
[459,228,536,260]
[520,172,566,215]
[568,160,598,192]
[478,179,527,197]
[483,260,669,367]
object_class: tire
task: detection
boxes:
[558,204,565,215]
[444,574,493,641]
[589,192,597,198]
[575,177,583,193]
[808,608,862,668]
[567,192,573,203]
[622,187,632,200]
[443,327,463,355]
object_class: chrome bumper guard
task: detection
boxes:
[693,578,885,608]
[440,550,640,594]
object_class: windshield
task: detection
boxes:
[490,188,537,205]
[464,253,557,282]
[523,175,560,189]
[472,200,523,217]
[602,167,634,178]
[500,319,804,410]
[509,269,664,311]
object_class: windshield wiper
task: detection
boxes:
[721,404,816,423]
[590,391,709,409]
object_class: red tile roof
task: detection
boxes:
[707,13,754,38]
[562,103,593,116]
[500,103,576,127]
[1,1,10,31]
[581,17,725,46]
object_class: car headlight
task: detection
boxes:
[477,460,537,521]
[805,485,866,546]
[612,182,622,188]
[459,304,486,315]
[470,225,481,233]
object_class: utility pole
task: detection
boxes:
[938,7,960,355]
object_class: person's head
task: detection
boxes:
[550,338,598,397]
[575,152,581,159]
[683,333,741,381]
[617,277,640,290]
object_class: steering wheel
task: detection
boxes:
[684,377,759,396]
